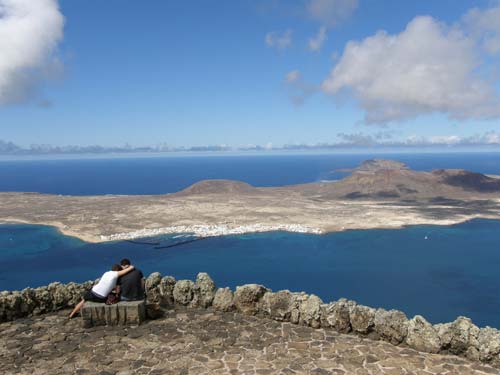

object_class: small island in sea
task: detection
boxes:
[1,159,500,242]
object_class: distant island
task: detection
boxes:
[1,159,500,242]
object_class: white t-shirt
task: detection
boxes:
[92,271,119,298]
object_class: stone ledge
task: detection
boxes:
[2,309,500,375]
[3,272,500,368]
[81,300,146,327]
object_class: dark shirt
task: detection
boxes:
[117,268,144,300]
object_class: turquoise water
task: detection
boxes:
[1,220,500,328]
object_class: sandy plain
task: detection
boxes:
[2,159,500,243]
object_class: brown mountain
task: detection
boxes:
[284,159,500,201]
[176,180,257,196]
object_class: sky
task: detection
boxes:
[1,0,500,149]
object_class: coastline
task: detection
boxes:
[99,223,324,241]
[0,217,102,243]
[98,215,483,242]
[2,162,500,244]
[2,212,496,243]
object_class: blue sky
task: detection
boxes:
[1,0,500,148]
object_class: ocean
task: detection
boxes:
[1,151,500,195]
[1,152,500,328]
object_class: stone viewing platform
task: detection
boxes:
[2,272,500,373]
[1,308,499,375]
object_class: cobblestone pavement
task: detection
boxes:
[1,309,499,375]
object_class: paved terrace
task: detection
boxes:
[1,308,499,375]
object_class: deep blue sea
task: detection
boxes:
[1,152,500,328]
[1,220,500,328]
[1,152,500,195]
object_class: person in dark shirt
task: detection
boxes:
[117,258,145,301]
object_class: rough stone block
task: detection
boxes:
[81,300,146,327]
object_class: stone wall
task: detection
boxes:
[2,272,500,367]
[0,280,93,321]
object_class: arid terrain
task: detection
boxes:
[1,159,500,242]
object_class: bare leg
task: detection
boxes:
[69,299,85,318]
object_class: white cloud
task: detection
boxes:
[428,135,462,145]
[285,70,301,83]
[306,0,358,27]
[322,13,500,124]
[458,130,500,145]
[265,29,292,50]
[308,26,328,51]
[336,131,500,147]
[336,131,394,146]
[263,1,356,53]
[0,0,64,105]
[405,132,500,146]
[463,5,500,55]
[482,131,500,144]
[284,70,317,106]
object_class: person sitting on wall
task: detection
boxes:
[68,264,136,318]
[117,258,145,301]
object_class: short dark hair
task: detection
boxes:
[120,258,131,266]
[112,264,122,271]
